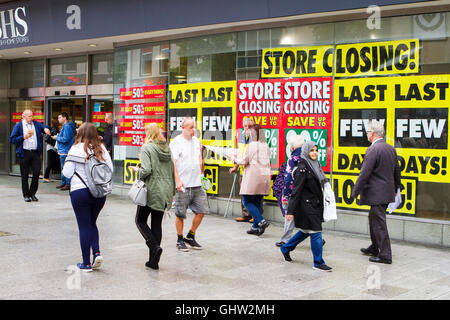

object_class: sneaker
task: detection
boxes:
[92,253,103,270]
[56,185,64,189]
[43,178,51,183]
[275,241,285,247]
[184,237,202,250]
[281,250,292,262]
[235,216,251,222]
[257,220,270,236]
[77,263,93,273]
[246,228,259,235]
[313,264,332,272]
[176,240,189,252]
[60,185,70,191]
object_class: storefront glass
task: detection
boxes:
[91,53,114,84]
[11,60,45,88]
[113,42,169,185]
[111,12,450,221]
[0,61,9,174]
[49,56,87,86]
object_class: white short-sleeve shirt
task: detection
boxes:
[169,135,202,188]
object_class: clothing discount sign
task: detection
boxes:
[237,77,332,171]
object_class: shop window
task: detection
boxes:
[91,53,114,84]
[11,60,45,88]
[49,56,87,86]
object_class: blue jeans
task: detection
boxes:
[60,155,70,186]
[280,230,325,267]
[242,195,264,229]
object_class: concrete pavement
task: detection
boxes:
[0,175,449,300]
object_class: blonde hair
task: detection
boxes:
[144,122,162,144]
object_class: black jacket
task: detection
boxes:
[44,126,59,147]
[287,159,324,231]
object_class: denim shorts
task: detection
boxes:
[174,186,210,219]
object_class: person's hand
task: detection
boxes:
[176,180,185,192]
[130,166,139,172]
[98,135,103,141]
[44,128,51,135]
[286,214,294,221]
[229,166,237,174]
[51,135,57,140]
[281,197,288,206]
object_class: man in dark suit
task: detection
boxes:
[352,120,401,264]
[10,109,51,202]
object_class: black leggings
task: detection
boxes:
[44,149,60,179]
[135,205,164,247]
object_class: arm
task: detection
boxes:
[173,159,184,191]
[62,160,75,179]
[394,153,402,192]
[10,124,25,145]
[139,146,153,180]
[286,164,307,220]
[351,148,376,198]
[56,126,71,144]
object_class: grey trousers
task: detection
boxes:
[280,215,295,243]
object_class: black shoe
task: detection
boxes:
[184,237,202,250]
[24,196,31,202]
[313,264,333,272]
[361,247,378,256]
[31,195,38,202]
[369,257,392,264]
[176,240,189,252]
[281,250,292,262]
[145,260,159,270]
[257,220,269,236]
[275,241,285,247]
[246,228,259,235]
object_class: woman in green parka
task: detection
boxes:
[132,123,175,270]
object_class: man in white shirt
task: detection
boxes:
[10,110,51,202]
[170,117,209,251]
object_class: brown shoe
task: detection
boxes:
[60,185,70,191]
[235,217,251,222]
[56,185,64,189]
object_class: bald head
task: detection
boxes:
[181,117,195,140]
[22,110,33,124]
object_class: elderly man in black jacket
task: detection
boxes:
[352,120,401,264]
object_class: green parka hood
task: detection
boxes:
[151,139,172,162]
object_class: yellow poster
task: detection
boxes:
[334,75,450,184]
[261,39,420,78]
[331,173,417,215]
[168,81,236,166]
[203,165,219,195]
[123,159,140,185]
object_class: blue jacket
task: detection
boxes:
[10,121,50,158]
[56,121,77,155]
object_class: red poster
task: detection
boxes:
[236,77,333,171]
[119,85,165,100]
[12,112,22,123]
[119,133,145,147]
[92,112,106,123]
[118,118,164,132]
[119,102,165,116]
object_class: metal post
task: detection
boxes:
[224,172,237,218]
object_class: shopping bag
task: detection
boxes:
[323,182,337,222]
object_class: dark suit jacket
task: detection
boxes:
[10,121,50,158]
[352,139,401,205]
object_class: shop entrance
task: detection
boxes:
[47,98,86,128]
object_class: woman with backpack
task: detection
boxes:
[62,122,113,272]
[131,123,175,270]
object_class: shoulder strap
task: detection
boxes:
[74,171,88,188]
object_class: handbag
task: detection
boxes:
[322,181,337,222]
[128,169,147,206]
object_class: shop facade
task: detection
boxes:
[0,0,449,246]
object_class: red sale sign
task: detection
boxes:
[237,77,333,171]
[119,133,145,147]
[118,118,164,132]
[119,85,165,100]
[119,102,165,116]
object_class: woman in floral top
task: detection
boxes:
[275,134,304,247]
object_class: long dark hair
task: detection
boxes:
[74,122,105,161]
